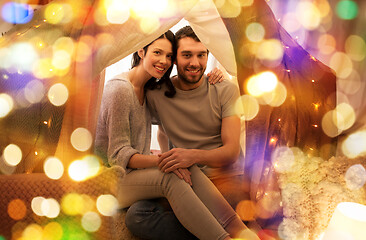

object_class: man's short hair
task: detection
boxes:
[175,26,209,54]
[175,25,200,43]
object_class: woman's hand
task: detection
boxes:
[207,67,224,84]
[172,168,192,186]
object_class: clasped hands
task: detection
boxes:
[158,148,196,186]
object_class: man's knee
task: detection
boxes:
[125,200,161,233]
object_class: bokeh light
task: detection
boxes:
[31,196,46,216]
[106,0,130,24]
[3,144,22,166]
[44,3,66,24]
[236,200,256,221]
[247,71,278,97]
[81,212,101,232]
[345,35,366,62]
[139,16,160,34]
[329,51,353,79]
[96,194,119,216]
[333,103,355,131]
[48,83,69,106]
[70,128,93,152]
[43,222,63,240]
[245,22,265,42]
[8,42,39,72]
[317,34,336,55]
[296,1,322,30]
[337,69,362,95]
[256,191,282,219]
[234,95,259,121]
[0,93,14,118]
[8,199,26,220]
[61,193,86,216]
[24,80,45,104]
[282,12,302,33]
[256,39,284,61]
[322,110,342,137]
[22,223,43,240]
[341,130,366,158]
[41,198,60,218]
[52,50,71,70]
[336,0,358,20]
[1,2,33,24]
[68,155,100,181]
[261,81,287,107]
[33,58,55,79]
[44,157,64,180]
[345,164,366,190]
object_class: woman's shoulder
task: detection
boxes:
[104,74,134,99]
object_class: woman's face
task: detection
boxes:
[141,38,173,79]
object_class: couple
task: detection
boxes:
[95,26,258,240]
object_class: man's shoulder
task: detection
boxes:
[210,79,239,93]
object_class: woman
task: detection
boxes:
[95,30,258,240]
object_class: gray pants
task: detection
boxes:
[117,165,239,240]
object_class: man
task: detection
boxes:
[125,26,250,240]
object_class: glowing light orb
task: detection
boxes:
[31,196,46,216]
[75,41,92,63]
[282,12,302,33]
[9,42,39,72]
[3,144,22,166]
[322,110,342,137]
[296,2,321,30]
[247,71,278,97]
[318,34,336,55]
[41,198,60,218]
[261,81,287,107]
[234,95,259,121]
[215,0,242,18]
[1,2,33,24]
[52,50,71,70]
[235,200,256,221]
[48,83,69,106]
[81,212,102,232]
[22,224,43,240]
[245,22,265,42]
[345,35,366,62]
[140,16,160,34]
[70,128,93,152]
[44,157,64,180]
[68,156,99,181]
[336,0,358,20]
[338,70,362,95]
[334,103,355,131]
[33,58,54,79]
[44,3,65,24]
[24,80,45,104]
[345,164,366,190]
[0,93,14,118]
[61,193,85,215]
[43,222,63,240]
[256,39,284,61]
[8,199,26,220]
[329,52,353,79]
[106,2,130,24]
[96,194,119,216]
[342,130,366,158]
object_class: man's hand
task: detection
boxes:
[172,168,192,186]
[158,148,196,173]
[207,67,224,84]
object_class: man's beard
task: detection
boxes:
[178,69,205,86]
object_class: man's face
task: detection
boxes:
[175,37,208,88]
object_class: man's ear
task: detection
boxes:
[138,49,144,59]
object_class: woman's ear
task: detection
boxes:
[138,49,144,59]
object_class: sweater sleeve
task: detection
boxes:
[103,81,139,171]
